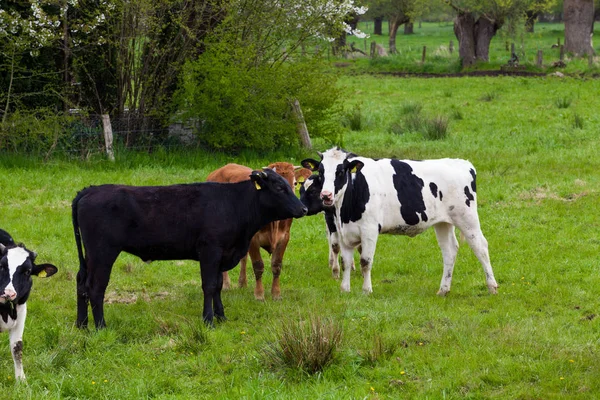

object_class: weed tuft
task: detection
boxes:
[555,96,572,109]
[572,112,584,129]
[262,315,343,375]
[423,115,450,140]
[343,103,364,131]
[358,334,398,366]
[480,92,498,102]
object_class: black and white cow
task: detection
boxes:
[299,175,358,278]
[72,169,307,329]
[0,232,58,381]
[301,147,498,295]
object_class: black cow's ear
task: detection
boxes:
[32,263,58,278]
[301,159,320,171]
[347,160,364,174]
[0,243,6,254]
[250,170,263,190]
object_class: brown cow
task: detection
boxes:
[206,162,311,300]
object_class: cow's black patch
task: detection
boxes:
[378,224,382,233]
[439,191,443,201]
[464,186,474,207]
[429,182,438,198]
[469,168,477,193]
[339,169,370,224]
[325,210,337,234]
[0,303,17,323]
[390,160,427,225]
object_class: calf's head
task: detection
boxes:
[301,148,364,207]
[0,244,58,306]
[250,168,308,219]
[299,175,326,216]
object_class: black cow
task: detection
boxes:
[0,231,58,381]
[72,169,308,329]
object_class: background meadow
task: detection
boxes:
[1,74,600,399]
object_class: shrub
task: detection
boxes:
[174,42,342,152]
[262,315,343,375]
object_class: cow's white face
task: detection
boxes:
[0,247,31,304]
[0,245,57,306]
[318,148,350,206]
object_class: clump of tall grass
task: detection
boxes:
[262,315,343,375]
[479,91,498,102]
[389,103,449,140]
[343,103,364,131]
[572,112,584,129]
[423,115,450,140]
[555,96,572,109]
[358,334,398,366]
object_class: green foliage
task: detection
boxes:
[174,42,341,151]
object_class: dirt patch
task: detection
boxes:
[519,187,589,202]
[105,290,170,304]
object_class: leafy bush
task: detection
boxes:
[262,315,343,375]
[174,42,342,152]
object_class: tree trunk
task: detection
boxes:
[389,14,409,54]
[474,17,500,62]
[564,0,595,56]
[454,12,501,67]
[525,11,538,32]
[374,17,383,35]
[404,22,414,34]
[454,12,477,66]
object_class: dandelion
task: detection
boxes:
[560,377,564,380]
[104,379,108,383]
[241,331,246,335]
[92,381,96,385]
[569,360,575,363]
[370,387,375,391]
[400,371,406,375]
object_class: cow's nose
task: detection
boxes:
[320,191,332,201]
[301,206,308,215]
[3,289,16,301]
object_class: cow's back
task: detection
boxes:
[206,163,253,183]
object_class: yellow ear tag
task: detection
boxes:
[298,176,305,183]
[255,182,262,190]
[350,165,358,173]
[38,270,48,278]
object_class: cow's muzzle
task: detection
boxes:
[320,191,334,207]
[1,289,17,302]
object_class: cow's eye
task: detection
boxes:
[24,269,31,276]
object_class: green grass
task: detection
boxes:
[340,22,600,75]
[2,75,600,398]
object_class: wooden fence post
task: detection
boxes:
[421,46,426,63]
[559,45,564,61]
[449,40,454,54]
[291,100,311,149]
[537,50,543,67]
[101,114,115,162]
[370,41,377,58]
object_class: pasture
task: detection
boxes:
[1,74,600,399]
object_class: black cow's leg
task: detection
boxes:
[88,250,119,329]
[199,248,223,327]
[213,272,226,322]
[76,266,90,329]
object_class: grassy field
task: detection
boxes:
[2,74,600,399]
[343,22,600,74]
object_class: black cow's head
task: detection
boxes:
[302,148,363,207]
[250,168,308,219]
[0,244,58,306]
[299,174,326,216]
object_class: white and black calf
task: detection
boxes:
[0,235,58,381]
[301,147,498,295]
[299,175,359,278]
[72,169,307,329]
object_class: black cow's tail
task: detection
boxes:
[72,190,87,294]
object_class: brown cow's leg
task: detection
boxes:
[248,241,264,301]
[238,254,248,288]
[270,233,290,300]
[222,271,232,290]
